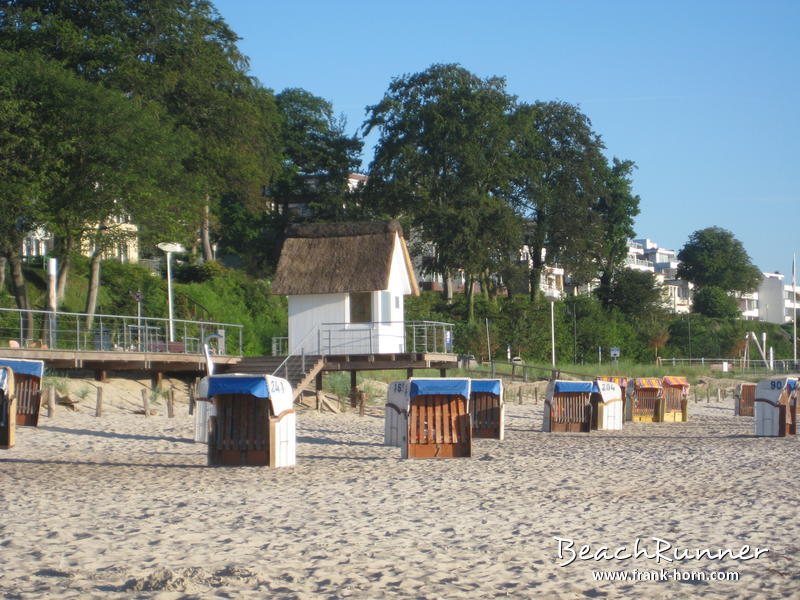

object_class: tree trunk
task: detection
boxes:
[465,274,475,323]
[57,253,72,306]
[443,269,454,304]
[0,255,6,291]
[8,253,34,341]
[201,201,213,262]
[84,250,102,330]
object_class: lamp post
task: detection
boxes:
[544,288,560,368]
[157,242,185,343]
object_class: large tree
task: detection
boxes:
[677,227,762,293]
[272,87,363,220]
[593,158,641,304]
[0,0,282,266]
[363,63,520,314]
[504,101,609,301]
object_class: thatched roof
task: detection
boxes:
[271,220,419,296]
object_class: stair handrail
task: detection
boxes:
[271,326,320,378]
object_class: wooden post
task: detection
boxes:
[694,389,698,403]
[359,390,366,417]
[517,387,522,405]
[717,388,721,403]
[168,389,175,418]
[706,387,710,403]
[350,372,358,408]
[406,368,414,379]
[95,387,103,417]
[47,386,55,418]
[439,368,447,377]
[141,388,150,417]
[315,372,323,392]
[316,390,323,411]
[152,372,163,393]
[188,381,195,416]
[94,369,108,383]
[534,388,539,404]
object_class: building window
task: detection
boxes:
[349,292,372,324]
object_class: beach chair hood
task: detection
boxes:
[634,377,662,390]
[553,381,593,394]
[410,378,470,399]
[592,380,622,402]
[663,376,690,389]
[206,373,293,415]
[470,379,502,397]
[0,359,44,379]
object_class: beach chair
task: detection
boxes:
[543,380,592,433]
[661,376,690,422]
[591,380,623,431]
[754,377,797,437]
[630,378,664,422]
[0,367,16,449]
[597,376,630,421]
[205,373,296,467]
[734,383,756,417]
[384,378,472,459]
[0,359,44,427]
[193,377,214,443]
[470,379,504,440]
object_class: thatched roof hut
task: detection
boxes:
[271,220,419,296]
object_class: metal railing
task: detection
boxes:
[658,357,799,376]
[0,307,243,356]
[315,320,454,355]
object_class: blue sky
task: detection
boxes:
[214,0,799,280]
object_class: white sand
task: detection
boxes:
[1,381,798,599]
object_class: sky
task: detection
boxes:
[213,0,799,280]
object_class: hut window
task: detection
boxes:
[350,292,372,323]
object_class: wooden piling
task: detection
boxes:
[141,388,150,417]
[95,387,103,417]
[47,386,55,418]
[168,389,175,418]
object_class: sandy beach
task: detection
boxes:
[1,378,798,599]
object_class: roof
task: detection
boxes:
[663,376,690,388]
[271,220,419,296]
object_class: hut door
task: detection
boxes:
[407,395,471,458]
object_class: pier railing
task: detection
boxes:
[0,307,243,356]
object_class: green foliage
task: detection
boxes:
[677,227,762,293]
[596,268,665,318]
[174,260,226,284]
[692,286,740,319]
[364,63,521,309]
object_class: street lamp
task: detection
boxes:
[157,242,185,343]
[544,287,561,368]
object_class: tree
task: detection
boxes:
[20,53,190,326]
[0,0,283,265]
[596,268,665,318]
[593,158,640,304]
[504,101,608,301]
[691,286,740,319]
[364,63,519,314]
[0,49,60,337]
[677,227,762,293]
[272,87,363,220]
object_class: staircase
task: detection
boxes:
[228,355,325,401]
